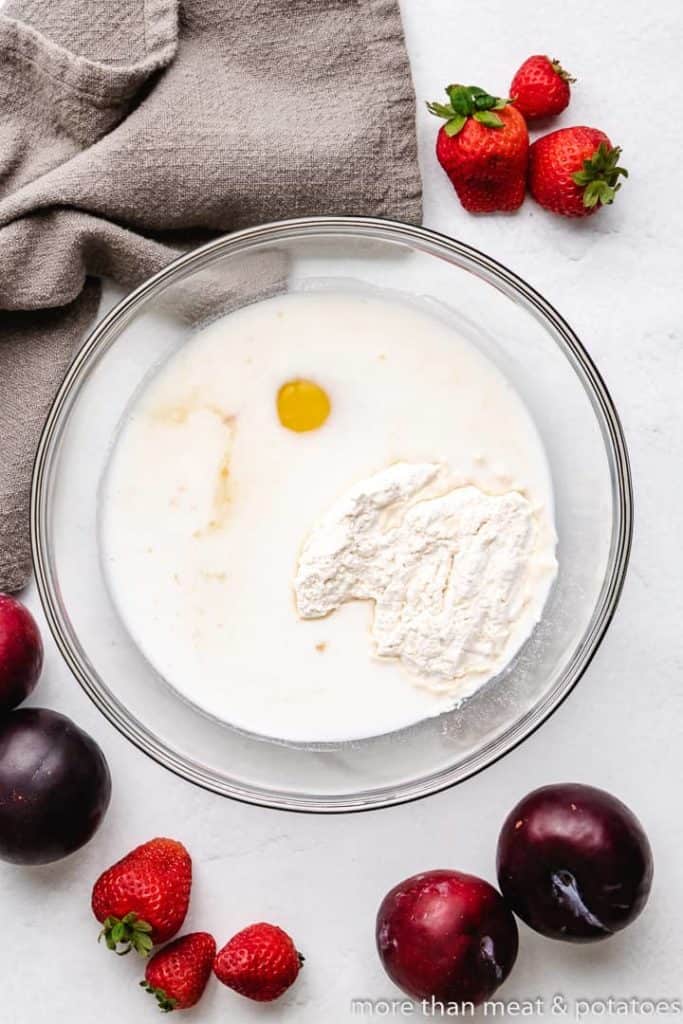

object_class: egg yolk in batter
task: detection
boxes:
[277,378,330,432]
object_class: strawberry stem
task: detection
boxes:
[427,84,510,136]
[572,143,628,208]
[99,912,154,957]
[140,980,179,1013]
[551,58,577,83]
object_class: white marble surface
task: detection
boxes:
[3,0,682,1020]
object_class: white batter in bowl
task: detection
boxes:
[102,290,557,742]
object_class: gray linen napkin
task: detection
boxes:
[0,0,422,592]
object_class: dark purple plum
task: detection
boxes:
[376,869,518,1007]
[0,594,43,710]
[0,708,111,865]
[497,783,653,942]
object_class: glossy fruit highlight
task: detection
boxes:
[0,708,111,864]
[376,869,518,1006]
[497,783,653,941]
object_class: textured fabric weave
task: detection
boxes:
[0,0,422,591]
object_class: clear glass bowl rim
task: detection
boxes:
[31,216,633,813]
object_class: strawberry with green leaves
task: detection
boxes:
[92,838,192,956]
[427,84,529,213]
[528,126,628,217]
[141,932,216,1013]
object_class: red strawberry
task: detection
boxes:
[213,922,304,1002]
[510,55,575,120]
[141,932,216,1013]
[528,126,628,217]
[427,84,528,212]
[92,838,192,955]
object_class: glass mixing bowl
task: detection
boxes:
[31,217,632,812]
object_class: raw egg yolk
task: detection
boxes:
[277,378,330,432]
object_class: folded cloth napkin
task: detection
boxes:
[0,0,422,592]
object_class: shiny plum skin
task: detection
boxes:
[497,783,653,942]
[376,870,518,1007]
[0,708,111,865]
[0,595,43,710]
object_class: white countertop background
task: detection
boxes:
[3,0,682,1019]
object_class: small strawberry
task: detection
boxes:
[510,55,575,120]
[213,922,304,1002]
[92,838,192,955]
[528,126,628,217]
[427,84,528,212]
[141,932,216,1013]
